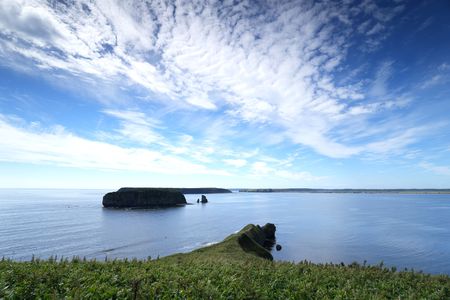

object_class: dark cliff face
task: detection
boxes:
[103,188,187,208]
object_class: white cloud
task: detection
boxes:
[185,95,217,110]
[0,0,414,159]
[102,110,161,127]
[439,63,450,71]
[369,60,393,97]
[0,0,175,101]
[102,109,164,145]
[0,113,330,185]
[274,170,324,181]
[223,159,247,168]
[179,134,194,144]
[250,161,322,182]
[419,162,450,176]
[418,62,450,90]
[366,23,384,35]
[251,162,273,175]
[348,98,411,115]
[420,75,446,90]
[0,0,64,46]
[228,98,275,123]
[0,114,228,176]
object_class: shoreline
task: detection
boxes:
[1,223,450,298]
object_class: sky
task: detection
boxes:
[0,0,449,189]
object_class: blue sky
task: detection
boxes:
[0,0,449,189]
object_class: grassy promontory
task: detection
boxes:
[1,224,450,299]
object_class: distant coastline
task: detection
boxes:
[238,188,450,194]
[118,187,232,194]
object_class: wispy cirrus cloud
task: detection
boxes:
[102,109,164,145]
[0,0,436,162]
[420,74,449,90]
[419,162,450,176]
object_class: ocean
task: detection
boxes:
[1,189,450,274]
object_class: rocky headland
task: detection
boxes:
[4,222,450,299]
[180,223,278,260]
[236,223,276,260]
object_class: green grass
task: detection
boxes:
[1,224,450,299]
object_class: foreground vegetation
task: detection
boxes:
[1,225,450,299]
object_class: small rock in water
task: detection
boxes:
[201,195,208,203]
[197,198,200,203]
[276,244,282,251]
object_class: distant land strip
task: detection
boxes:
[238,188,450,194]
[118,187,232,194]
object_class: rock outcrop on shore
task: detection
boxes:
[237,223,276,260]
[103,188,187,208]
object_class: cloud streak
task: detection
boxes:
[0,114,227,176]
[1,113,326,185]
[419,162,450,176]
[102,109,164,145]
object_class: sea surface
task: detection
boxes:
[1,189,450,274]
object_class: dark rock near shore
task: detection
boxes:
[276,244,282,251]
[261,223,276,249]
[237,223,277,260]
[262,223,276,241]
[201,195,208,203]
[103,188,187,208]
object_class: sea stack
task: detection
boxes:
[201,195,208,203]
[103,188,187,208]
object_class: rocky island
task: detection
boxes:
[102,187,232,208]
[102,188,187,208]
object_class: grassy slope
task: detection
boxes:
[1,225,450,299]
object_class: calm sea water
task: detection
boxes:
[1,189,450,274]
